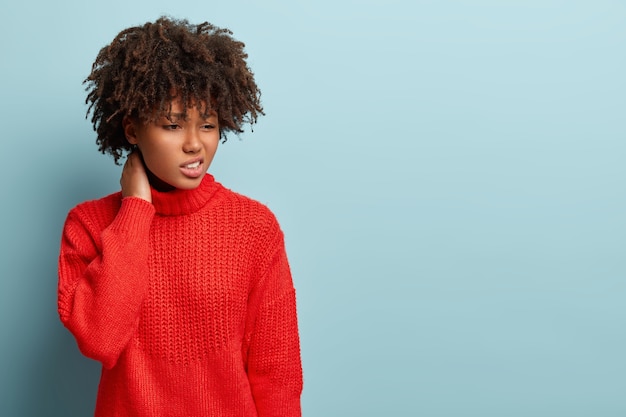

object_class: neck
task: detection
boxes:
[146,168,175,192]
[149,173,219,216]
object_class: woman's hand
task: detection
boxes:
[121,152,152,203]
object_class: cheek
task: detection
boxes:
[137,144,168,172]
[208,142,220,160]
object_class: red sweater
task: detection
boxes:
[58,174,302,417]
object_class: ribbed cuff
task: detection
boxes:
[107,197,155,238]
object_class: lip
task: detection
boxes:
[179,157,205,178]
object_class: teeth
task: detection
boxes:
[185,161,200,169]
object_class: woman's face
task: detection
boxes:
[124,99,220,191]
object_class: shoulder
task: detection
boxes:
[70,191,122,216]
[215,185,280,226]
[213,185,284,246]
[66,191,123,229]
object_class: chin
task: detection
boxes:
[175,176,205,190]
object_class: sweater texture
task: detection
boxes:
[58,174,302,417]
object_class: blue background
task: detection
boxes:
[1,1,625,416]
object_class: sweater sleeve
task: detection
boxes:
[244,226,303,417]
[58,197,155,369]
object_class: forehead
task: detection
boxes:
[152,98,216,120]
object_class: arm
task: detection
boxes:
[245,228,303,417]
[58,197,154,369]
[58,152,154,369]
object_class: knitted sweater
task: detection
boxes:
[58,174,302,417]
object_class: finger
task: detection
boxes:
[125,152,140,168]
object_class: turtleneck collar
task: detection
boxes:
[150,174,219,216]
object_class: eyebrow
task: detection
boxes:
[165,112,185,121]
[164,112,216,122]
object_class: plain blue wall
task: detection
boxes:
[1,1,625,416]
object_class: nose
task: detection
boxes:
[183,130,201,154]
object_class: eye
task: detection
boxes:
[163,124,180,130]
[201,124,216,130]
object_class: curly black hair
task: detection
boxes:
[84,16,264,164]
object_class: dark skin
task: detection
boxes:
[121,152,152,203]
[120,99,221,198]
[85,17,263,165]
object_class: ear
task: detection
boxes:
[122,116,139,145]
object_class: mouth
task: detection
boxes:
[180,157,205,178]
[183,160,202,169]
[180,156,203,168]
